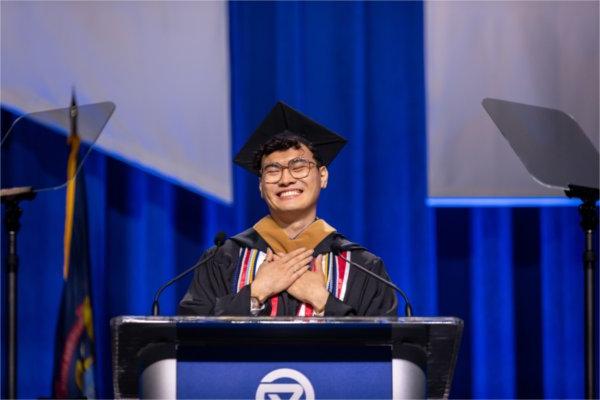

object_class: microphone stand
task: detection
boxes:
[1,187,36,400]
[151,259,206,316]
[333,245,413,317]
[152,233,226,316]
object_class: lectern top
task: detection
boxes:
[112,315,461,325]
[111,316,463,399]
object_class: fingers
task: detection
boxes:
[266,248,274,262]
[291,265,310,279]
[315,254,323,267]
[292,261,310,273]
[316,254,327,275]
[277,247,310,262]
[268,248,314,270]
[282,256,312,276]
[283,249,314,268]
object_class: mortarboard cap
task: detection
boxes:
[234,101,347,175]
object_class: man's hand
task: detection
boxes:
[250,247,313,303]
[287,254,329,312]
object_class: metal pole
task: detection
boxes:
[566,186,598,399]
[584,228,595,399]
[7,231,17,400]
[5,201,22,400]
[2,189,36,399]
[574,195,598,400]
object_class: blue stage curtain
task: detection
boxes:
[229,0,437,316]
[1,2,590,398]
[436,207,586,398]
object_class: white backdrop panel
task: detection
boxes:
[425,1,599,199]
[1,1,232,202]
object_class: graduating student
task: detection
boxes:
[179,102,397,316]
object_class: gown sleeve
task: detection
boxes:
[324,253,398,317]
[177,243,253,316]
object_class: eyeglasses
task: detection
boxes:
[260,158,317,183]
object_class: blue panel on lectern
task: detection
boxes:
[176,345,392,399]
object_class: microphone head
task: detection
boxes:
[213,231,227,247]
[331,239,344,255]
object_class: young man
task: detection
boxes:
[178,102,397,316]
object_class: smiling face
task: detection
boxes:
[259,144,328,221]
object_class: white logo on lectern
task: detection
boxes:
[255,368,315,400]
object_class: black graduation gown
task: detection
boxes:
[178,229,398,316]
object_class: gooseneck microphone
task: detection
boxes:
[151,232,227,316]
[331,240,414,317]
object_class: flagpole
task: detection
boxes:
[52,89,98,398]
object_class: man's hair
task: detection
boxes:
[253,134,324,173]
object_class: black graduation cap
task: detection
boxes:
[234,101,347,175]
